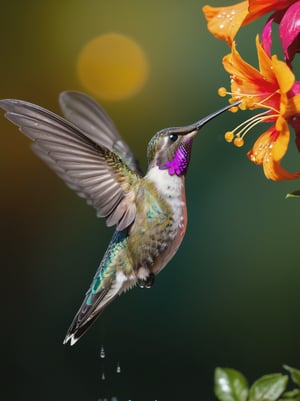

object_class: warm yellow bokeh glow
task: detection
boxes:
[77,32,149,101]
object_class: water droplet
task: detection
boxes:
[116,361,121,373]
[101,371,106,380]
[100,345,105,359]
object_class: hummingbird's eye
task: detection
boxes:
[168,133,178,142]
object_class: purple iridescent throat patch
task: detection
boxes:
[163,138,193,176]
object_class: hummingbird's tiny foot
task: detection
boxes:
[145,272,155,288]
[137,280,145,288]
[138,272,155,289]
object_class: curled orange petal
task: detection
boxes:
[282,93,300,117]
[273,117,290,161]
[256,36,276,82]
[247,129,274,166]
[223,41,260,80]
[271,55,295,94]
[222,40,275,107]
[202,1,248,46]
[263,159,300,181]
[247,124,300,181]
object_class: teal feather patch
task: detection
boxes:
[85,229,129,306]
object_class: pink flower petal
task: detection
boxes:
[289,81,300,97]
[279,0,300,63]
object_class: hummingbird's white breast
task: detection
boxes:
[145,167,186,227]
[143,166,188,274]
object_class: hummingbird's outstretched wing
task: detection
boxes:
[59,91,142,174]
[0,98,140,230]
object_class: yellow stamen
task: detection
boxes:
[224,111,279,147]
[218,86,279,112]
[224,131,234,142]
[218,87,227,97]
[238,113,278,139]
[239,101,247,111]
[233,137,244,147]
[219,87,281,149]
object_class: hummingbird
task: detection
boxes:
[0,91,236,345]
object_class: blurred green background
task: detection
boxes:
[1,1,300,400]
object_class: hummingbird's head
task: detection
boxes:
[147,128,197,176]
[147,102,239,176]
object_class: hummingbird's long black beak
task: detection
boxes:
[163,101,241,135]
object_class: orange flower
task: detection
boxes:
[202,0,298,46]
[202,1,248,47]
[220,37,300,180]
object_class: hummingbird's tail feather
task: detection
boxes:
[63,285,117,346]
[64,229,136,345]
[63,270,136,345]
[64,311,100,346]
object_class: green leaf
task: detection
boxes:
[282,389,300,399]
[214,367,249,401]
[249,374,288,401]
[286,191,300,199]
[283,365,300,386]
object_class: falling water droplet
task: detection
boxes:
[101,371,106,380]
[116,361,121,373]
[100,345,105,359]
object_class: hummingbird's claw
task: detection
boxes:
[137,272,155,289]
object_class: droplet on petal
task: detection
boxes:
[233,137,244,147]
[224,131,234,142]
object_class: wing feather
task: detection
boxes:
[0,98,141,230]
[59,91,142,174]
